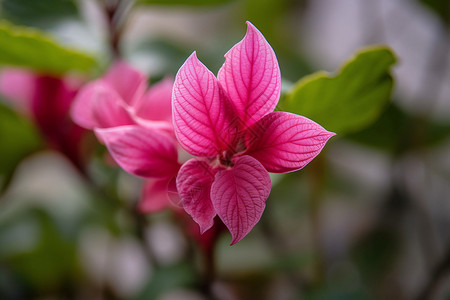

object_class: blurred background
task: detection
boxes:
[0,0,450,299]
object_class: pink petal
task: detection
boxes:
[177,158,217,233]
[132,118,174,136]
[217,21,281,128]
[173,52,236,157]
[211,155,271,245]
[133,77,173,122]
[70,81,100,129]
[139,178,173,213]
[103,61,147,105]
[95,125,180,178]
[245,111,335,173]
[0,68,35,112]
[92,86,135,128]
[71,81,134,129]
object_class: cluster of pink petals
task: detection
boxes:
[70,22,334,246]
[70,62,179,212]
[172,22,335,245]
[0,69,86,171]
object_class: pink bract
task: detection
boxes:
[173,21,335,245]
[71,61,174,131]
[0,69,86,171]
[71,61,178,213]
[0,68,35,113]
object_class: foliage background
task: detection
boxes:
[0,0,450,299]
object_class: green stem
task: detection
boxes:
[416,244,450,300]
[308,154,327,285]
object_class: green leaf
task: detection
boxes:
[0,102,42,192]
[138,0,234,6]
[135,262,197,300]
[1,0,79,29]
[346,103,450,154]
[419,0,450,26]
[285,46,396,135]
[0,22,97,74]
[351,227,401,285]
[0,208,81,292]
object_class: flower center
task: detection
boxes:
[219,150,234,167]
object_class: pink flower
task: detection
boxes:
[173,22,335,245]
[71,61,173,132]
[71,61,179,213]
[0,68,86,172]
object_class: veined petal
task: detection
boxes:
[245,111,335,173]
[177,159,217,233]
[211,155,270,245]
[71,81,134,129]
[217,21,281,128]
[173,52,236,157]
[133,77,173,122]
[95,125,180,178]
[103,61,147,105]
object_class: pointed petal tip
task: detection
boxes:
[245,21,263,36]
[189,51,197,59]
[218,20,280,128]
[179,51,202,74]
[199,223,214,235]
[177,159,217,234]
[325,130,337,139]
[211,155,270,246]
[229,237,242,246]
[245,20,255,30]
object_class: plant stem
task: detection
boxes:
[102,0,131,58]
[308,154,326,285]
[202,244,216,297]
[133,204,161,268]
[416,244,450,300]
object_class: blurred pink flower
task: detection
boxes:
[71,61,173,133]
[71,61,179,213]
[0,68,86,171]
[173,22,335,245]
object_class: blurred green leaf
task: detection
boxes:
[419,0,450,26]
[0,22,97,74]
[351,228,400,285]
[0,101,42,192]
[304,286,373,300]
[346,103,450,153]
[138,0,234,6]
[1,0,79,29]
[1,208,80,293]
[135,262,197,300]
[286,46,396,135]
[344,104,409,153]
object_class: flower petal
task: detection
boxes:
[103,61,147,105]
[139,178,175,213]
[71,81,134,129]
[0,68,35,112]
[95,125,180,178]
[91,85,135,128]
[211,155,270,245]
[217,21,281,128]
[245,111,335,173]
[133,77,173,122]
[177,158,217,233]
[173,52,236,157]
